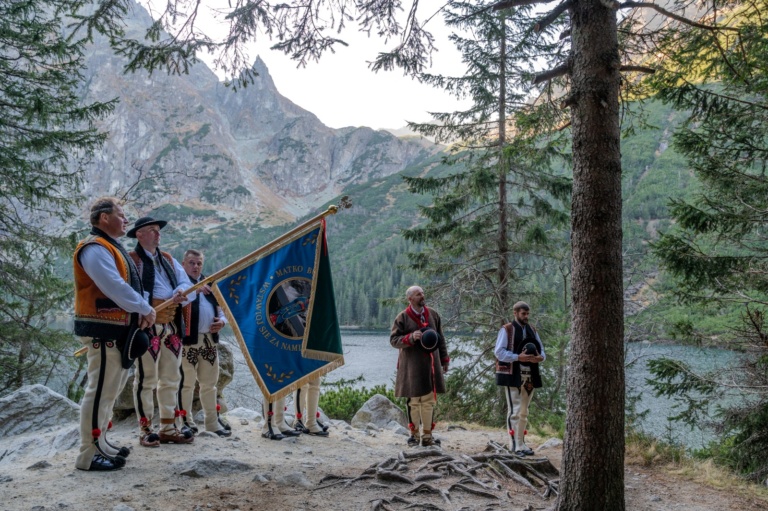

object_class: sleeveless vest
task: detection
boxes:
[74,236,138,340]
[182,274,221,345]
[495,321,543,388]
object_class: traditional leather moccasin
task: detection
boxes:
[158,427,194,444]
[140,430,161,448]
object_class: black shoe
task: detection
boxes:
[85,454,123,471]
[407,436,419,447]
[214,429,232,437]
[279,429,301,437]
[116,446,130,458]
[433,438,442,446]
[218,416,231,431]
[262,431,285,441]
[317,419,329,432]
[180,425,195,439]
[294,420,310,434]
[516,447,534,456]
[307,429,329,437]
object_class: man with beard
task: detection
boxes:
[128,217,195,446]
[390,286,449,447]
[494,301,546,456]
[73,197,156,471]
[177,249,231,437]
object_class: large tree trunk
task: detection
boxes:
[497,17,510,319]
[556,0,625,510]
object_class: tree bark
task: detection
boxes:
[497,15,510,320]
[556,0,625,509]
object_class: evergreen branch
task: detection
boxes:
[620,65,655,74]
[618,2,740,32]
[493,0,558,10]
[535,2,571,33]
[533,61,570,85]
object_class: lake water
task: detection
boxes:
[48,330,738,450]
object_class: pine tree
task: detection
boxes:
[648,0,768,482]
[399,1,570,426]
[0,0,115,395]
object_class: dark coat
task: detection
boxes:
[390,307,449,398]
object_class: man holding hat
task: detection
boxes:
[494,301,546,456]
[390,285,449,447]
[73,197,156,471]
[127,216,195,446]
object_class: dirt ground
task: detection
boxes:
[1,418,766,511]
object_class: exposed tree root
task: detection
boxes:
[317,440,560,509]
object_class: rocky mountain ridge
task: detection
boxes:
[78,0,441,226]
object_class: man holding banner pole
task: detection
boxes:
[127,217,195,446]
[390,285,450,447]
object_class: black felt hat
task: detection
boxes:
[418,328,440,353]
[522,342,539,355]
[121,326,150,369]
[127,216,168,238]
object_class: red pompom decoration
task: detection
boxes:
[509,429,515,436]
[216,404,221,412]
[316,412,321,418]
[267,411,274,416]
[296,413,303,419]
[140,417,150,426]
[524,429,528,435]
[92,428,101,439]
[108,421,113,430]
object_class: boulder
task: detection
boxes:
[350,394,406,430]
[0,385,79,438]
[113,341,235,418]
[175,458,254,478]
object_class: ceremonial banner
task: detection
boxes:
[212,221,344,402]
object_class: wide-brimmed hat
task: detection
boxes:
[121,325,150,369]
[417,328,440,353]
[127,216,167,238]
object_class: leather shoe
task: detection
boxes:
[180,425,195,438]
[158,428,195,444]
[516,447,535,456]
[307,429,329,437]
[86,454,123,471]
[262,431,285,440]
[279,429,301,437]
[214,429,232,437]
[407,436,419,447]
[140,430,160,448]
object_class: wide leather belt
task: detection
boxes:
[152,298,178,324]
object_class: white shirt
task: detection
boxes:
[494,323,546,363]
[79,243,153,316]
[140,247,195,305]
[190,277,227,333]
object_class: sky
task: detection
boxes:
[138,1,470,131]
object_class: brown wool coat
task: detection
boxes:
[390,307,449,398]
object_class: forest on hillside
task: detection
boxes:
[4,0,768,502]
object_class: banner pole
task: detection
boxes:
[73,198,351,357]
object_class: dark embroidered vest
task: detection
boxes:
[182,274,221,345]
[495,321,543,388]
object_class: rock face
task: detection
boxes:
[350,394,406,429]
[77,4,440,224]
[0,385,80,438]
